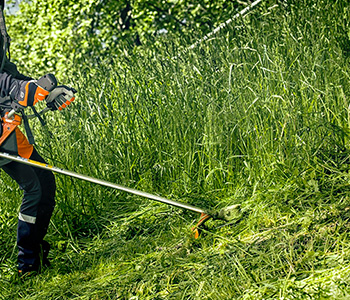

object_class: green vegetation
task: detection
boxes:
[5,0,244,77]
[1,0,350,299]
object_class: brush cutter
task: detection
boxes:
[0,152,241,238]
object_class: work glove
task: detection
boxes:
[9,74,57,107]
[46,85,77,111]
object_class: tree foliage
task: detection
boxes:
[5,0,244,78]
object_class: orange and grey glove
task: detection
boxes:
[9,74,57,107]
[46,85,77,111]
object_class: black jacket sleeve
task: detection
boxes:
[0,7,32,101]
[3,59,32,81]
[0,58,32,98]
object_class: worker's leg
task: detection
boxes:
[29,148,56,244]
[2,149,56,273]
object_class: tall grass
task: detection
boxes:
[1,0,350,299]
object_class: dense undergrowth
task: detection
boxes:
[1,0,350,299]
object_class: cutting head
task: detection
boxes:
[191,204,242,238]
[216,204,242,221]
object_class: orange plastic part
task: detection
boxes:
[191,213,212,239]
[15,128,34,159]
[0,113,33,158]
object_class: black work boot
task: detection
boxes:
[18,241,51,278]
[17,261,39,278]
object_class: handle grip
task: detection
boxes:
[36,73,57,92]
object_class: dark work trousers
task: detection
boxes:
[1,148,56,271]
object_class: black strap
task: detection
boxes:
[21,106,49,145]
[21,112,35,145]
[0,6,10,72]
[31,106,46,126]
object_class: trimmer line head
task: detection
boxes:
[191,204,242,238]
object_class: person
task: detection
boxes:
[0,0,76,277]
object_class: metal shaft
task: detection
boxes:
[0,152,207,215]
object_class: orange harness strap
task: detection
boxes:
[0,113,22,147]
[15,127,34,158]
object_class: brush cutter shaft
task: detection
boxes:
[0,152,207,215]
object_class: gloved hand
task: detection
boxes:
[9,79,51,107]
[46,85,77,111]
